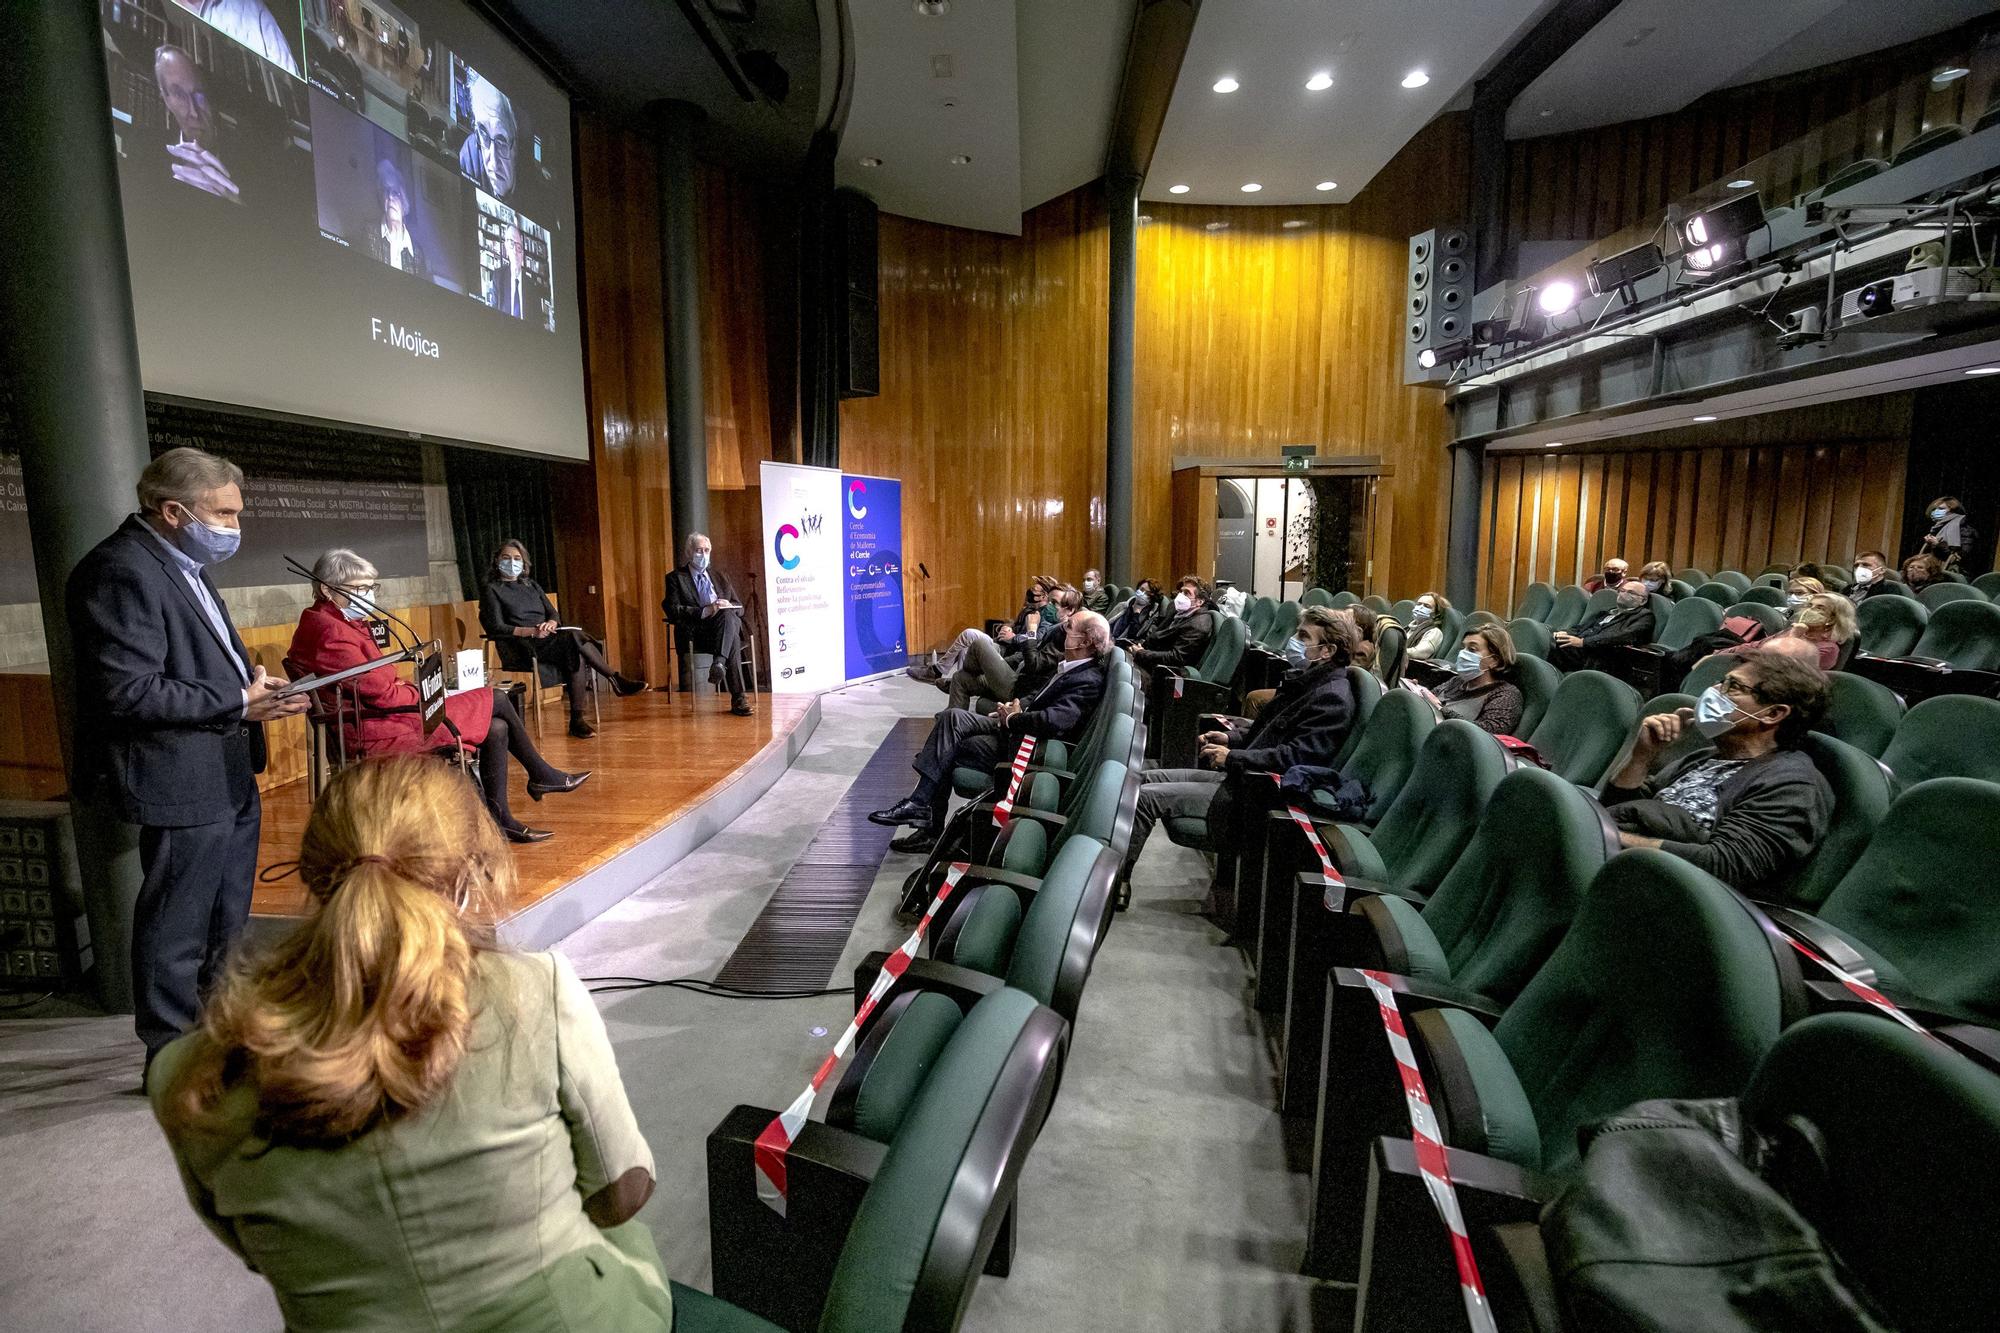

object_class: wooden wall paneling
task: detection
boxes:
[1672,452,1701,570]
[1489,457,1521,613]
[696,164,774,493]
[1690,449,1724,574]
[1770,446,1810,569]
[1742,447,1774,573]
[1829,442,1866,564]
[840,187,1108,651]
[1550,455,1582,587]
[1618,451,1652,566]
[1799,445,1833,565]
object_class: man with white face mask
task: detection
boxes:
[68,448,309,1077]
[1846,550,1892,603]
[1601,651,1831,893]
[1127,575,1216,672]
[663,533,752,715]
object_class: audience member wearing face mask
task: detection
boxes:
[1583,557,1631,594]
[1404,592,1453,661]
[1117,608,1360,894]
[938,586,1085,711]
[1601,651,1832,894]
[1127,576,1217,672]
[1847,551,1892,601]
[1081,568,1113,614]
[1548,578,1656,672]
[1901,552,1944,592]
[1108,579,1164,641]
[1918,495,1978,570]
[1638,561,1674,597]
[1703,591,1855,672]
[1429,624,1525,735]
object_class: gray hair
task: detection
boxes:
[469,75,515,132]
[312,548,378,590]
[137,447,243,514]
[1071,610,1112,656]
[682,532,712,561]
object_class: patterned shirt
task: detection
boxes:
[1655,758,1751,831]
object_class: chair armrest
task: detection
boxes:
[852,951,1006,1028]
[1756,903,1878,983]
[1298,870,1425,914]
[1332,966,1505,1023]
[1015,763,1081,785]
[1373,1134,1560,1213]
[968,795,1068,830]
[706,1104,889,1329]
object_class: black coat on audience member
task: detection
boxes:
[1219,660,1357,776]
[1550,604,1655,671]
[1134,609,1216,672]
[1005,657,1108,744]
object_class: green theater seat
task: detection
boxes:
[1506,616,1553,661]
[704,987,1065,1332]
[1328,590,1359,610]
[1300,587,1334,608]
[1817,670,1903,758]
[1312,688,1434,825]
[1516,582,1556,622]
[1879,694,2000,787]
[1773,733,1894,908]
[1918,581,1988,612]
[1908,597,2000,670]
[1542,585,1587,630]
[1310,850,1792,1290]
[1524,669,1640,787]
[1331,665,1381,768]
[1855,593,1928,657]
[1734,583,1786,607]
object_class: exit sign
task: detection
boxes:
[1283,455,1311,472]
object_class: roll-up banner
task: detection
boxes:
[759,462,908,694]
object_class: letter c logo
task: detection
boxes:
[846,479,867,520]
[775,523,802,570]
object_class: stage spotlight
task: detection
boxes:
[1677,192,1764,278]
[1537,280,1579,317]
[1586,241,1665,301]
[1418,339,1473,370]
[1471,317,1511,347]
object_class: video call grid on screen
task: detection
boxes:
[101,0,589,461]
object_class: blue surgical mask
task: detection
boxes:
[1932,507,1949,521]
[1693,686,1742,738]
[1411,603,1434,621]
[1452,648,1483,677]
[1643,578,1664,593]
[1084,578,1099,592]
[1284,635,1308,667]
[1785,593,1806,610]
[498,557,523,578]
[340,601,373,623]
[1130,591,1148,608]
[169,508,240,565]
[692,552,710,572]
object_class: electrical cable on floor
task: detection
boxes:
[583,975,847,1000]
[258,860,300,883]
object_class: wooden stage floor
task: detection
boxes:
[250,691,816,922]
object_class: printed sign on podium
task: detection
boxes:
[760,462,907,694]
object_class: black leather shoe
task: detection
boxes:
[506,824,555,844]
[569,717,596,739]
[868,796,933,827]
[527,770,592,801]
[891,826,941,854]
[612,675,649,697]
[730,697,754,716]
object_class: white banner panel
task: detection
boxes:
[760,462,847,693]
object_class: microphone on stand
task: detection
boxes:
[285,555,434,658]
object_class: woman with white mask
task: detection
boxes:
[1430,624,1525,735]
[1405,591,1452,661]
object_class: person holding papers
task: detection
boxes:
[67,448,308,1079]
[290,548,588,844]
[480,538,646,739]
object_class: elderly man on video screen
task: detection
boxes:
[459,75,517,200]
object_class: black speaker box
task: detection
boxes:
[1404,227,1474,384]
[834,189,879,398]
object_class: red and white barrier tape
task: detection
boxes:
[1783,936,1933,1040]
[752,861,972,1214]
[1357,968,1500,1333]
[1173,676,1185,699]
[1267,775,1344,886]
[991,734,1038,829]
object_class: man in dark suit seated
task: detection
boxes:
[1118,607,1359,884]
[1125,574,1216,673]
[870,611,1112,852]
[1548,579,1656,672]
[662,532,753,716]
[67,447,309,1078]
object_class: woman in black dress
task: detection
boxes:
[479,539,646,738]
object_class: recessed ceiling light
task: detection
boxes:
[1544,441,1565,448]
[859,156,883,167]
[1213,76,1239,93]
[1305,71,1333,92]
[1206,221,1229,231]
[1964,366,2000,376]
[948,153,971,165]
[1168,184,1190,195]
[1315,180,1336,192]
[1539,108,1554,118]
[1692,414,1718,422]
[1727,178,1755,189]
[1282,219,1308,229]
[1933,66,1971,87]
[1240,182,1262,193]
[1401,69,1429,89]
[1137,214,1153,224]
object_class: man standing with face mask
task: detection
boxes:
[67,448,308,1076]
[1601,652,1831,894]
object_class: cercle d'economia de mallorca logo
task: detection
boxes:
[774,507,822,570]
[846,479,868,520]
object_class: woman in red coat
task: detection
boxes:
[290,549,587,842]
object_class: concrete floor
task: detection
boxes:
[0,677,1331,1331]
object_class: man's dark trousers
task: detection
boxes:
[133,760,261,1054]
[697,607,749,697]
[914,707,1006,798]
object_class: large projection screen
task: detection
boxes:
[100,0,588,460]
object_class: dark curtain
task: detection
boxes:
[446,446,558,598]
[797,130,842,470]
